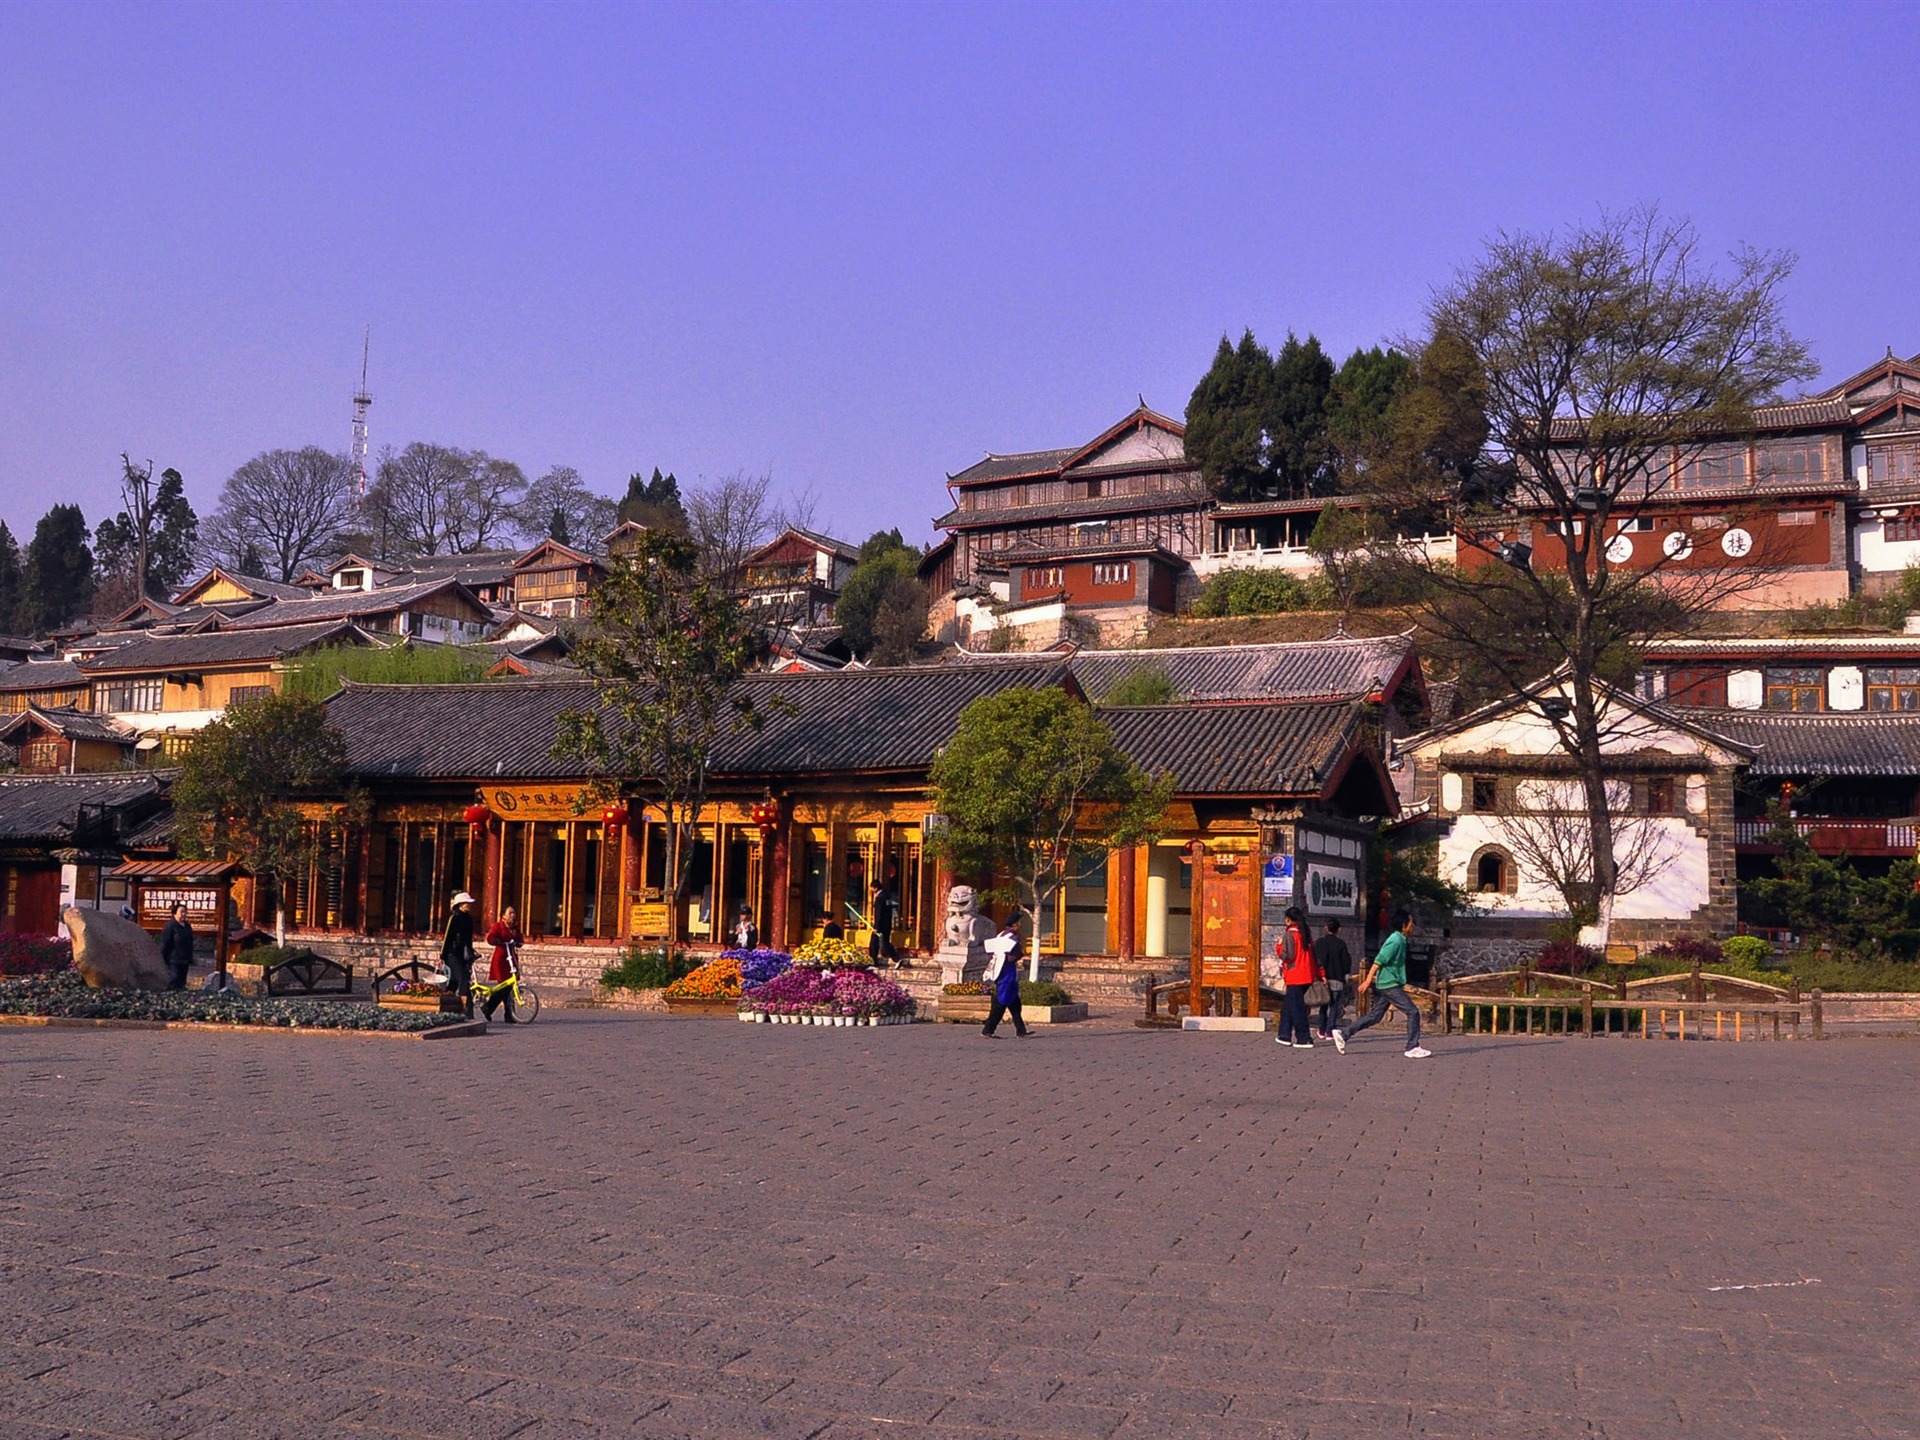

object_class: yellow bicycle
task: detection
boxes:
[469,943,541,1024]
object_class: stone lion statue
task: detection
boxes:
[937,884,997,984]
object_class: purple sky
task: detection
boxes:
[2,1,1915,551]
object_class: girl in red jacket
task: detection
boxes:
[1274,905,1322,1049]
[483,906,523,1023]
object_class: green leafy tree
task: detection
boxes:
[1742,797,1920,954]
[1184,330,1275,502]
[1327,346,1412,465]
[929,688,1173,980]
[552,530,770,943]
[1268,332,1336,498]
[172,691,362,946]
[1098,666,1177,706]
[836,531,927,665]
[1362,209,1814,938]
[0,522,23,634]
[23,504,94,633]
[618,467,688,530]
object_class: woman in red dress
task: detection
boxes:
[483,905,523,1023]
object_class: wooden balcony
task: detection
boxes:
[1735,818,1919,855]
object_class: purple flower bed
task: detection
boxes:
[738,964,914,1018]
[723,948,794,989]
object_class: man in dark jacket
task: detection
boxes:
[1311,919,1353,1039]
[159,903,195,991]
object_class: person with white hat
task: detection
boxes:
[441,891,479,1018]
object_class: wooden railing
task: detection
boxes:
[1735,819,1918,852]
[1439,982,1822,1041]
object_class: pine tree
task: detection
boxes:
[1267,332,1336,498]
[23,504,95,633]
[0,522,23,634]
[1183,331,1275,502]
[1327,346,1412,467]
[618,467,687,528]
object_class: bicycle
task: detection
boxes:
[468,942,541,1025]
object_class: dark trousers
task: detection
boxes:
[1317,982,1349,1035]
[1345,985,1421,1048]
[481,984,515,1021]
[445,956,474,1012]
[1279,987,1314,1044]
[869,926,898,965]
[165,962,190,992]
[983,996,1027,1037]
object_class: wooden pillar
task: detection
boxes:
[482,818,502,922]
[214,880,231,978]
[355,825,373,933]
[561,822,579,938]
[1187,841,1207,1019]
[768,802,792,950]
[623,799,644,940]
[1115,845,1137,963]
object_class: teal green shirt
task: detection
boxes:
[1371,930,1410,989]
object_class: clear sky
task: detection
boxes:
[2,0,1915,550]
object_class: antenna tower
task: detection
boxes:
[350,327,374,497]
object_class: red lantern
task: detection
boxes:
[750,799,780,837]
[602,803,626,828]
[462,803,489,826]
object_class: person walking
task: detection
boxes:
[482,905,523,1023]
[981,920,1028,1038]
[441,891,479,1018]
[158,902,195,991]
[869,871,901,967]
[1273,905,1321,1049]
[1332,909,1430,1059]
[1313,918,1353,1039]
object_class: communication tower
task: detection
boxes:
[350,327,374,497]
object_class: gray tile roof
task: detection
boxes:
[223,578,488,629]
[0,706,140,744]
[0,773,164,844]
[934,487,1208,532]
[1103,701,1369,796]
[327,658,1074,781]
[947,447,1079,488]
[1069,637,1416,704]
[78,621,367,674]
[0,660,87,693]
[1690,709,1920,777]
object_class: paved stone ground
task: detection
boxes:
[2,1014,1916,1440]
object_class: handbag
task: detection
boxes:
[1302,978,1331,1008]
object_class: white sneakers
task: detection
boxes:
[1405,1046,1432,1059]
[1330,1030,1346,1054]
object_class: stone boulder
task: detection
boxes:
[63,906,171,991]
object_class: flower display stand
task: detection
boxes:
[662,996,739,1017]
[378,992,465,1014]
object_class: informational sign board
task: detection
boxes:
[630,901,672,937]
[1303,861,1359,917]
[1261,853,1294,898]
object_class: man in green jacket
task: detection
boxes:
[1332,909,1430,1059]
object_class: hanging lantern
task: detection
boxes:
[462,803,489,826]
[750,799,780,837]
[602,803,626,828]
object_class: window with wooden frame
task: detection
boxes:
[1763,666,1824,711]
[1884,517,1920,544]
[1775,509,1817,527]
[1677,444,1750,490]
[21,739,61,771]
[1868,444,1920,489]
[1866,667,1920,712]
[1645,776,1675,816]
[1470,776,1499,813]
[1091,562,1132,586]
[1030,566,1064,590]
[1755,442,1827,487]
[1665,666,1727,706]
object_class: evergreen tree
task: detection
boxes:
[549,505,570,544]
[1183,331,1275,502]
[836,532,928,666]
[618,467,687,529]
[1267,332,1336,498]
[23,504,94,633]
[95,466,198,601]
[1327,346,1413,466]
[237,543,267,579]
[0,522,22,634]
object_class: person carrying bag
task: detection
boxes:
[1273,905,1325,1049]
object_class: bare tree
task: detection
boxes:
[1364,208,1815,939]
[460,453,529,551]
[685,470,779,583]
[363,444,527,555]
[204,448,359,582]
[514,466,619,547]
[1491,776,1678,923]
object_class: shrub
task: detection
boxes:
[1646,934,1724,968]
[0,935,72,978]
[941,978,1074,1005]
[0,971,462,1031]
[1099,667,1177,707]
[1534,939,1601,974]
[600,946,697,991]
[1190,568,1312,617]
[1718,935,1773,968]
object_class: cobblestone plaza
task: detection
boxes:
[2,1016,1914,1439]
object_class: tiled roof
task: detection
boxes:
[947,447,1079,488]
[992,541,1190,568]
[0,773,163,843]
[1547,396,1856,442]
[1647,636,1920,658]
[935,487,1208,532]
[326,658,1075,781]
[79,621,367,673]
[1103,700,1368,796]
[0,706,140,744]
[1689,709,1920,777]
[224,578,487,629]
[1069,637,1416,704]
[173,569,313,603]
[0,661,87,693]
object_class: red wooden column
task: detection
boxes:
[1114,845,1137,963]
[623,798,645,939]
[482,818,502,920]
[768,801,792,951]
